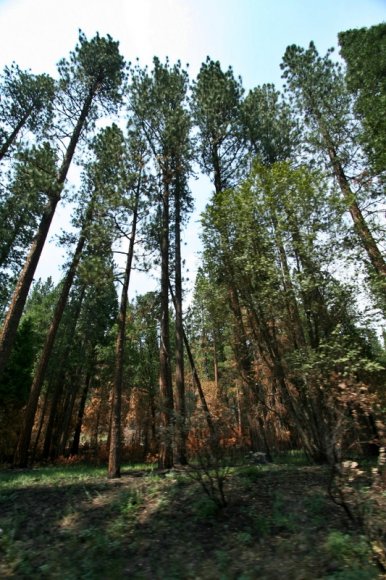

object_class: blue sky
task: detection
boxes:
[0,0,384,88]
[0,0,385,294]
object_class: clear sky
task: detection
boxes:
[0,0,385,87]
[0,0,385,296]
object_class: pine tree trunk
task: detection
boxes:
[169,280,215,438]
[41,289,85,459]
[174,184,187,465]
[56,380,79,457]
[108,178,141,479]
[71,370,92,456]
[158,179,174,469]
[328,143,386,278]
[0,195,60,382]
[313,110,386,280]
[14,222,88,466]
[30,380,51,462]
[212,144,224,196]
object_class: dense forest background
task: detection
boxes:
[0,22,385,491]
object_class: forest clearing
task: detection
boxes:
[0,456,382,579]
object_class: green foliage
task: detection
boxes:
[0,317,36,460]
[0,63,55,155]
[191,495,219,519]
[240,83,297,164]
[273,450,311,465]
[0,143,59,307]
[0,463,108,491]
[129,56,193,230]
[250,515,271,537]
[20,277,59,365]
[130,57,191,161]
[281,41,355,159]
[118,488,142,518]
[201,157,383,462]
[272,492,298,532]
[0,317,35,408]
[326,570,376,580]
[75,31,125,99]
[57,30,125,111]
[302,492,328,525]
[0,27,384,557]
[237,465,264,483]
[185,431,231,508]
[0,461,378,578]
[125,292,160,391]
[192,57,245,190]
[236,531,253,544]
[325,531,375,577]
[339,23,386,174]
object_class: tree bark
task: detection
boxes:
[41,287,85,459]
[312,105,386,280]
[173,179,187,465]
[70,370,92,456]
[169,282,215,438]
[19,235,88,466]
[108,176,141,478]
[0,195,60,381]
[158,178,174,469]
[55,377,79,458]
[327,143,386,278]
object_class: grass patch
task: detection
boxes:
[0,461,379,579]
[273,449,311,466]
[0,464,107,490]
[191,495,220,519]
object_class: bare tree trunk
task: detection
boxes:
[173,183,187,465]
[41,288,85,459]
[169,282,215,438]
[71,371,92,456]
[56,380,79,458]
[211,144,224,195]
[328,143,386,278]
[311,108,386,280]
[247,300,324,461]
[30,381,51,462]
[108,177,141,479]
[213,340,220,395]
[158,179,174,469]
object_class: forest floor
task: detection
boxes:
[0,456,381,579]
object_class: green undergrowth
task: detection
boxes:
[0,461,380,579]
